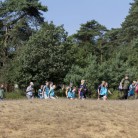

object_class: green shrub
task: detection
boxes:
[5,90,26,100]
[108,90,119,100]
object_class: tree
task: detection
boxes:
[73,20,108,64]
[9,22,71,86]
[0,0,47,82]
[0,0,47,66]
[121,0,138,43]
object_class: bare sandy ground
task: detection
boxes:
[0,99,138,138]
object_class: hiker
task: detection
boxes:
[66,85,76,100]
[66,83,73,99]
[38,85,44,99]
[103,82,112,100]
[61,84,66,97]
[97,81,105,100]
[128,81,136,99]
[118,82,123,97]
[26,82,34,99]
[72,86,77,99]
[120,75,130,99]
[43,81,50,99]
[49,82,56,99]
[78,80,87,99]
[0,84,5,101]
[135,79,138,99]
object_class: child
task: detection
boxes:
[38,85,43,99]
[49,83,56,99]
[128,81,136,98]
[99,82,112,101]
[43,81,50,99]
[97,81,105,100]
[66,86,73,99]
[104,82,112,100]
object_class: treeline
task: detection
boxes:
[0,0,138,91]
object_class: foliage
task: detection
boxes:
[9,22,71,86]
[4,91,25,99]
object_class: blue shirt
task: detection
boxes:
[100,86,106,95]
[49,88,55,97]
[128,84,135,96]
[45,86,49,96]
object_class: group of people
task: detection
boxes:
[0,74,138,101]
[119,75,138,99]
[26,79,113,100]
[26,79,88,100]
[26,81,57,99]
[25,75,138,100]
[64,79,87,100]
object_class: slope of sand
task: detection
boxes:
[0,99,138,138]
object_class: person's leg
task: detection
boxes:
[103,95,107,101]
[122,89,126,99]
[83,92,86,99]
[26,94,31,99]
[80,92,84,99]
[0,97,2,101]
[50,96,56,99]
[78,90,80,99]
[124,89,128,99]
[135,93,138,99]
[44,93,49,99]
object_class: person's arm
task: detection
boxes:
[97,87,100,99]
[48,87,52,97]
[120,78,124,88]
[108,90,112,95]
[26,86,31,93]
[65,88,68,98]
[42,86,46,97]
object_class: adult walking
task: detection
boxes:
[26,82,34,99]
[120,75,130,99]
[79,80,87,99]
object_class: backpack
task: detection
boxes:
[135,84,138,93]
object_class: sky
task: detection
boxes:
[40,0,133,35]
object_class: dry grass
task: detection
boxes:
[0,99,138,138]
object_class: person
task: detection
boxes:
[72,87,77,99]
[98,82,112,101]
[120,75,130,99]
[43,81,49,99]
[0,84,5,101]
[97,81,105,100]
[135,79,138,99]
[26,82,34,99]
[118,82,123,98]
[79,80,87,99]
[66,85,76,100]
[66,83,73,99]
[49,83,56,99]
[128,81,136,99]
[61,84,66,97]
[103,82,112,100]
[38,85,44,99]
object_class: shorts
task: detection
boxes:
[99,95,106,98]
